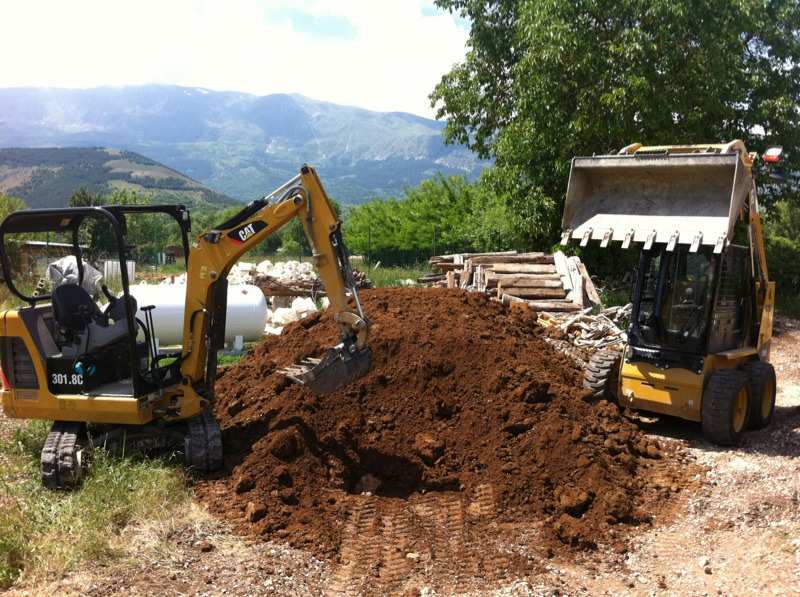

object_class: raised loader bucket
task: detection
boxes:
[562,146,753,252]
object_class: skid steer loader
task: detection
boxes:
[0,166,372,487]
[562,141,778,445]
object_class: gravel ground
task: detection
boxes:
[3,328,799,596]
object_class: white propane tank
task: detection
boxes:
[128,283,268,346]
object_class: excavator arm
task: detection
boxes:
[179,165,371,399]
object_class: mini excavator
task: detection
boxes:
[562,141,779,445]
[0,166,371,488]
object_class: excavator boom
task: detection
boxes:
[180,165,371,397]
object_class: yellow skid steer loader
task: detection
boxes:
[562,141,778,445]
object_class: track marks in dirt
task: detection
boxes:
[326,483,513,594]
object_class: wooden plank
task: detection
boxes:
[485,275,563,289]
[460,264,473,289]
[474,264,485,292]
[499,294,581,312]
[553,251,572,292]
[576,260,602,305]
[467,253,554,265]
[433,251,517,261]
[502,287,567,299]
[490,263,557,274]
[527,300,582,312]
[431,262,463,273]
[417,274,445,282]
[566,256,586,308]
[446,270,456,289]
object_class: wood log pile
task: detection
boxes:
[253,276,324,297]
[428,250,602,312]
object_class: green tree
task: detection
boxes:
[765,199,800,295]
[344,175,521,264]
[68,188,177,263]
[0,193,26,221]
[432,0,800,243]
[67,187,94,208]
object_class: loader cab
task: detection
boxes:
[628,242,755,366]
[0,205,191,399]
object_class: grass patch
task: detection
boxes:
[366,264,430,288]
[0,420,189,588]
[218,352,245,366]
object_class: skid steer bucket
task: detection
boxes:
[562,147,753,252]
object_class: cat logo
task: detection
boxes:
[227,220,267,244]
[237,223,255,241]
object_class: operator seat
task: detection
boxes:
[52,284,106,331]
[52,284,132,357]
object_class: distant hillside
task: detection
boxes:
[0,85,488,203]
[0,147,237,209]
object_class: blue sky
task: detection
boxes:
[0,0,469,117]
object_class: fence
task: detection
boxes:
[103,260,136,284]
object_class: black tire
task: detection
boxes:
[742,361,776,430]
[583,349,621,401]
[41,421,89,490]
[184,410,223,473]
[701,369,750,446]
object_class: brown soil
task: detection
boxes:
[195,288,690,573]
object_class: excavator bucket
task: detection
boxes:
[281,345,372,395]
[562,147,753,252]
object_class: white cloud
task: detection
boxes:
[0,0,468,117]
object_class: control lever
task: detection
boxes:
[140,305,158,366]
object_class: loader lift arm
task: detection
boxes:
[179,165,370,400]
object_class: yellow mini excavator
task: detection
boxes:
[0,166,371,488]
[562,141,779,445]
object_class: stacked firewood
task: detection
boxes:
[428,251,601,312]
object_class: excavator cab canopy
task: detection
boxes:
[561,142,755,253]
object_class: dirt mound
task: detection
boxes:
[196,288,690,565]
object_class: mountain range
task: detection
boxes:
[0,147,236,209]
[0,85,485,204]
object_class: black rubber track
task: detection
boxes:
[701,369,750,446]
[184,410,223,473]
[41,421,86,490]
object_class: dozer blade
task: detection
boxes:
[281,345,372,395]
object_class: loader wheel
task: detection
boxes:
[742,361,776,430]
[184,410,223,473]
[583,349,621,401]
[41,421,89,490]
[701,369,750,446]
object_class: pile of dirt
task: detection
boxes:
[196,288,691,561]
